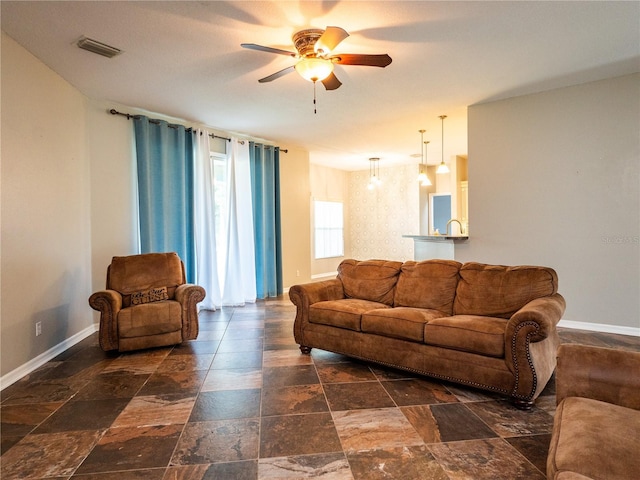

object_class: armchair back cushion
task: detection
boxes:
[108,252,185,307]
[453,262,558,318]
[338,259,402,306]
[394,260,461,313]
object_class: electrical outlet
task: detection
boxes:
[296,270,300,277]
[35,321,42,337]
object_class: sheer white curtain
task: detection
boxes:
[194,130,222,309]
[222,138,256,305]
[194,134,256,308]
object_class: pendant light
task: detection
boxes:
[417,129,432,187]
[437,115,450,174]
[367,157,382,190]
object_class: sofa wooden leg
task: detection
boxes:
[299,345,312,355]
[512,398,534,410]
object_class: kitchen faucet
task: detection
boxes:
[446,219,465,236]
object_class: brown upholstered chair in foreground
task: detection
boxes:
[89,252,206,352]
[547,344,640,480]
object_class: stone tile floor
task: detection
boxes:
[1,297,638,479]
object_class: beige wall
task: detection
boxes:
[280,146,312,287]
[1,33,94,377]
[309,164,349,278]
[87,100,140,298]
[462,73,639,331]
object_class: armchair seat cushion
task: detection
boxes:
[424,315,506,358]
[548,396,640,480]
[118,300,182,338]
[309,299,388,331]
[362,307,445,342]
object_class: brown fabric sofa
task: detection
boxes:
[289,259,566,408]
[547,344,640,480]
[89,252,206,352]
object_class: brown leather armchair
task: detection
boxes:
[547,344,640,479]
[89,252,206,352]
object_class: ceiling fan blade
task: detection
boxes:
[321,72,342,90]
[331,53,392,68]
[315,26,349,54]
[258,65,296,83]
[241,43,296,57]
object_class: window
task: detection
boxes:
[211,152,228,283]
[314,200,344,259]
[430,193,452,235]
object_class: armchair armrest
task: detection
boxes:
[89,289,122,351]
[556,344,640,410]
[175,284,206,340]
[174,284,206,305]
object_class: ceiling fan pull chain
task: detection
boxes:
[313,80,318,114]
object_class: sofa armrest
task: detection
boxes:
[175,284,206,340]
[556,344,640,410]
[506,293,566,343]
[89,289,122,351]
[289,279,344,347]
[505,293,565,402]
[289,279,344,307]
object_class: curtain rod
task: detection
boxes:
[109,108,287,152]
[109,108,232,143]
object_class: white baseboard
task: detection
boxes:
[558,319,640,337]
[0,323,99,391]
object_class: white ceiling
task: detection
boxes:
[2,1,639,171]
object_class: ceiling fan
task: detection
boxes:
[241,26,392,91]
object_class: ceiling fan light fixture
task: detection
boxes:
[294,57,334,82]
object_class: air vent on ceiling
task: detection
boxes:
[76,36,122,58]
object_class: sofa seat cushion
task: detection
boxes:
[548,397,640,480]
[454,262,558,318]
[118,301,183,338]
[394,260,461,314]
[362,307,446,342]
[338,259,403,306]
[423,315,506,357]
[309,299,389,331]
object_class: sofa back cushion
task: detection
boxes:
[394,260,462,314]
[338,259,403,306]
[453,262,558,318]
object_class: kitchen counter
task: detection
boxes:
[403,235,469,241]
[403,235,469,260]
